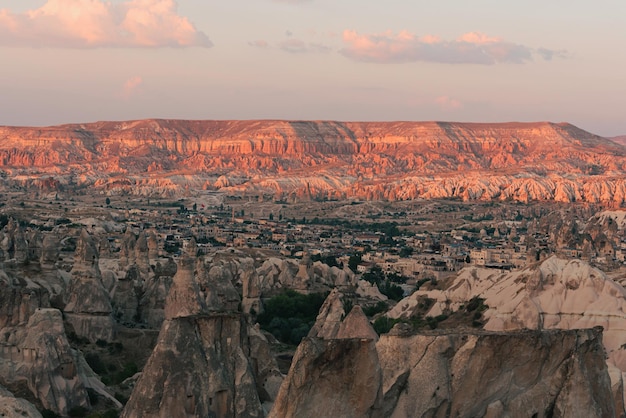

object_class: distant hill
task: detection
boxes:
[1,119,626,204]
[609,135,626,146]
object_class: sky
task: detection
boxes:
[0,0,625,136]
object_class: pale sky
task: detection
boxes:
[0,0,625,136]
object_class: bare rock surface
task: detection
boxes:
[1,120,626,203]
[378,327,613,418]
[0,385,42,418]
[0,308,91,416]
[307,288,346,339]
[122,253,279,418]
[121,314,264,418]
[271,290,383,418]
[63,230,114,342]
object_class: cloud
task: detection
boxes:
[250,37,330,54]
[340,30,565,65]
[248,40,269,49]
[121,76,143,99]
[435,96,463,111]
[278,39,330,54]
[0,0,212,48]
[537,47,570,61]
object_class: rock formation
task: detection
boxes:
[0,308,91,416]
[271,289,615,418]
[389,256,626,415]
[0,385,42,418]
[63,229,115,342]
[1,119,626,203]
[122,250,280,418]
[256,257,355,295]
[376,327,614,418]
[270,295,383,418]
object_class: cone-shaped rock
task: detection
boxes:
[64,230,114,342]
[307,288,345,339]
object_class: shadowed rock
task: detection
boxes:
[63,229,114,342]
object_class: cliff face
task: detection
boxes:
[376,327,613,418]
[1,119,626,203]
[270,289,615,418]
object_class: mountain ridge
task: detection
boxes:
[1,119,626,204]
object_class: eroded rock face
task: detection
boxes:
[1,120,626,203]
[256,257,355,295]
[269,337,383,418]
[271,291,383,418]
[377,328,614,418]
[121,314,264,418]
[122,253,280,418]
[391,256,626,383]
[64,230,114,342]
[0,385,42,418]
[0,308,90,416]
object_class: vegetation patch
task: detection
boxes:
[257,289,328,345]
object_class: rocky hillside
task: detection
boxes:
[388,256,626,414]
[2,119,626,204]
[271,289,615,418]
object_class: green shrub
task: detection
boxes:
[363,301,388,317]
[373,316,400,335]
[41,410,61,418]
[68,406,89,417]
[257,290,327,345]
[85,353,105,374]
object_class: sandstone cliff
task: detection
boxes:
[376,327,613,418]
[0,308,92,415]
[271,289,614,417]
[121,252,281,418]
[389,256,626,415]
[270,290,383,418]
[2,119,626,203]
[64,230,115,343]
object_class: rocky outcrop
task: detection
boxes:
[389,256,626,415]
[121,314,264,418]
[0,270,51,329]
[0,385,42,418]
[270,290,383,418]
[0,308,91,416]
[2,119,625,203]
[63,230,115,342]
[376,327,614,418]
[392,257,626,371]
[269,337,383,418]
[122,252,279,417]
[256,257,355,295]
[271,289,615,418]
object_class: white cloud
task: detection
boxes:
[0,0,212,48]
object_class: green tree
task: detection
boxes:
[105,197,111,206]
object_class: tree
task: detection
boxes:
[193,203,197,211]
[105,197,111,206]
[348,254,362,273]
[269,213,274,221]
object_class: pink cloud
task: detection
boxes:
[248,40,269,48]
[121,76,143,99]
[340,30,563,65]
[0,0,212,48]
[435,96,463,111]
